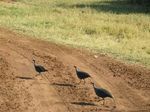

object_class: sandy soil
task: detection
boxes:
[0,27,150,112]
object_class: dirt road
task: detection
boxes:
[0,28,150,112]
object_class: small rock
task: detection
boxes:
[94,55,98,58]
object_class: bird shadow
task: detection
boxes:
[71,101,97,106]
[16,76,35,80]
[51,82,76,87]
[71,102,116,111]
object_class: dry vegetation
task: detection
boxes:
[0,0,15,2]
[0,0,150,67]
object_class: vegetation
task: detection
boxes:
[126,0,150,5]
[0,0,150,67]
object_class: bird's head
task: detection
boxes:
[91,82,94,86]
[74,66,80,71]
[74,65,77,68]
[32,59,35,63]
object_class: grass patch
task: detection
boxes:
[0,0,150,67]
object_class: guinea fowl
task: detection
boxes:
[33,59,48,76]
[74,66,91,84]
[91,82,115,105]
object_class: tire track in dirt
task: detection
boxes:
[4,46,70,112]
[76,54,150,111]
[0,53,32,112]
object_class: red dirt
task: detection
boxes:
[0,27,150,112]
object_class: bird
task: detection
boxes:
[74,66,91,84]
[91,82,115,106]
[33,59,48,76]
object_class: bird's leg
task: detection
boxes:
[77,80,81,84]
[112,98,116,108]
[38,73,44,80]
[41,74,46,80]
[84,80,86,84]
[97,98,103,106]
[89,78,92,83]
[35,73,40,77]
[44,74,51,83]
[103,98,105,105]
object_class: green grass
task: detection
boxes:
[0,0,150,67]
